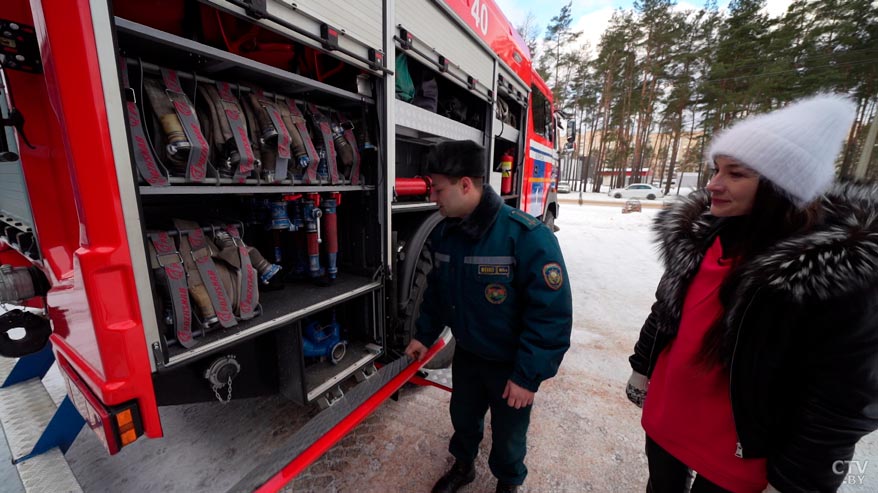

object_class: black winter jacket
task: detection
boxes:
[628,182,878,493]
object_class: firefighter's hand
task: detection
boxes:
[502,380,534,409]
[405,339,428,361]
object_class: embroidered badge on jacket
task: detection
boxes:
[485,283,508,304]
[542,262,563,290]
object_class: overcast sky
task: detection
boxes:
[495,0,794,54]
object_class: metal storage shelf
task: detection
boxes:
[395,100,484,143]
[493,118,520,143]
[165,275,382,367]
[140,183,375,195]
[114,17,374,106]
[304,341,382,401]
[391,201,438,213]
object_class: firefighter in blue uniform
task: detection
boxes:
[405,140,573,493]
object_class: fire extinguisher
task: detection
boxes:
[394,176,432,198]
[500,150,514,195]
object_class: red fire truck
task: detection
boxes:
[0,0,562,490]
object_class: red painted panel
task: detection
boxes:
[8,0,162,438]
[0,242,31,267]
[521,80,556,217]
[441,1,557,218]
[442,0,532,86]
[3,1,77,282]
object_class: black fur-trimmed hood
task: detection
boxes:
[651,181,878,336]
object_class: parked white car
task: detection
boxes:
[662,186,701,208]
[557,181,572,193]
[608,183,665,200]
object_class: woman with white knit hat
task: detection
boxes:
[625,94,878,492]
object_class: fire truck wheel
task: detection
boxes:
[403,245,455,369]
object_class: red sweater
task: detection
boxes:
[642,237,767,493]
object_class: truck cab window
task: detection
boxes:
[531,86,552,141]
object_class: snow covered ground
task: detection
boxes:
[3,203,876,492]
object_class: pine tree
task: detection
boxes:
[543,1,583,105]
[700,0,772,128]
[589,10,629,191]
[660,8,699,194]
[569,49,598,190]
[559,0,874,189]
[516,12,541,61]
[630,0,679,184]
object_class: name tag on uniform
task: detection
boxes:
[478,265,510,275]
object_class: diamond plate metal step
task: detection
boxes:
[420,367,452,389]
[0,356,82,493]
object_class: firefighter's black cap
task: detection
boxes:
[426,140,485,178]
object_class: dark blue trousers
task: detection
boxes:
[449,347,532,485]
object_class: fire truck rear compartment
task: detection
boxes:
[138,189,383,404]
[107,0,388,407]
[151,291,381,406]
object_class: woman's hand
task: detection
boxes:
[626,371,649,408]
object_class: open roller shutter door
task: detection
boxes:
[396,0,494,90]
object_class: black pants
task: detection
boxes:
[645,436,732,493]
[448,347,531,485]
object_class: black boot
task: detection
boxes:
[495,482,520,493]
[432,460,476,493]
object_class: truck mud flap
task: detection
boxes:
[227,328,452,493]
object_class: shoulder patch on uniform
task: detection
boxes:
[542,262,564,290]
[509,209,540,230]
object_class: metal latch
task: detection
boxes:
[0,107,35,162]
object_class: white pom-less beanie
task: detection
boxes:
[707,94,857,207]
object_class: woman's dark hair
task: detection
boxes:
[698,178,822,368]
